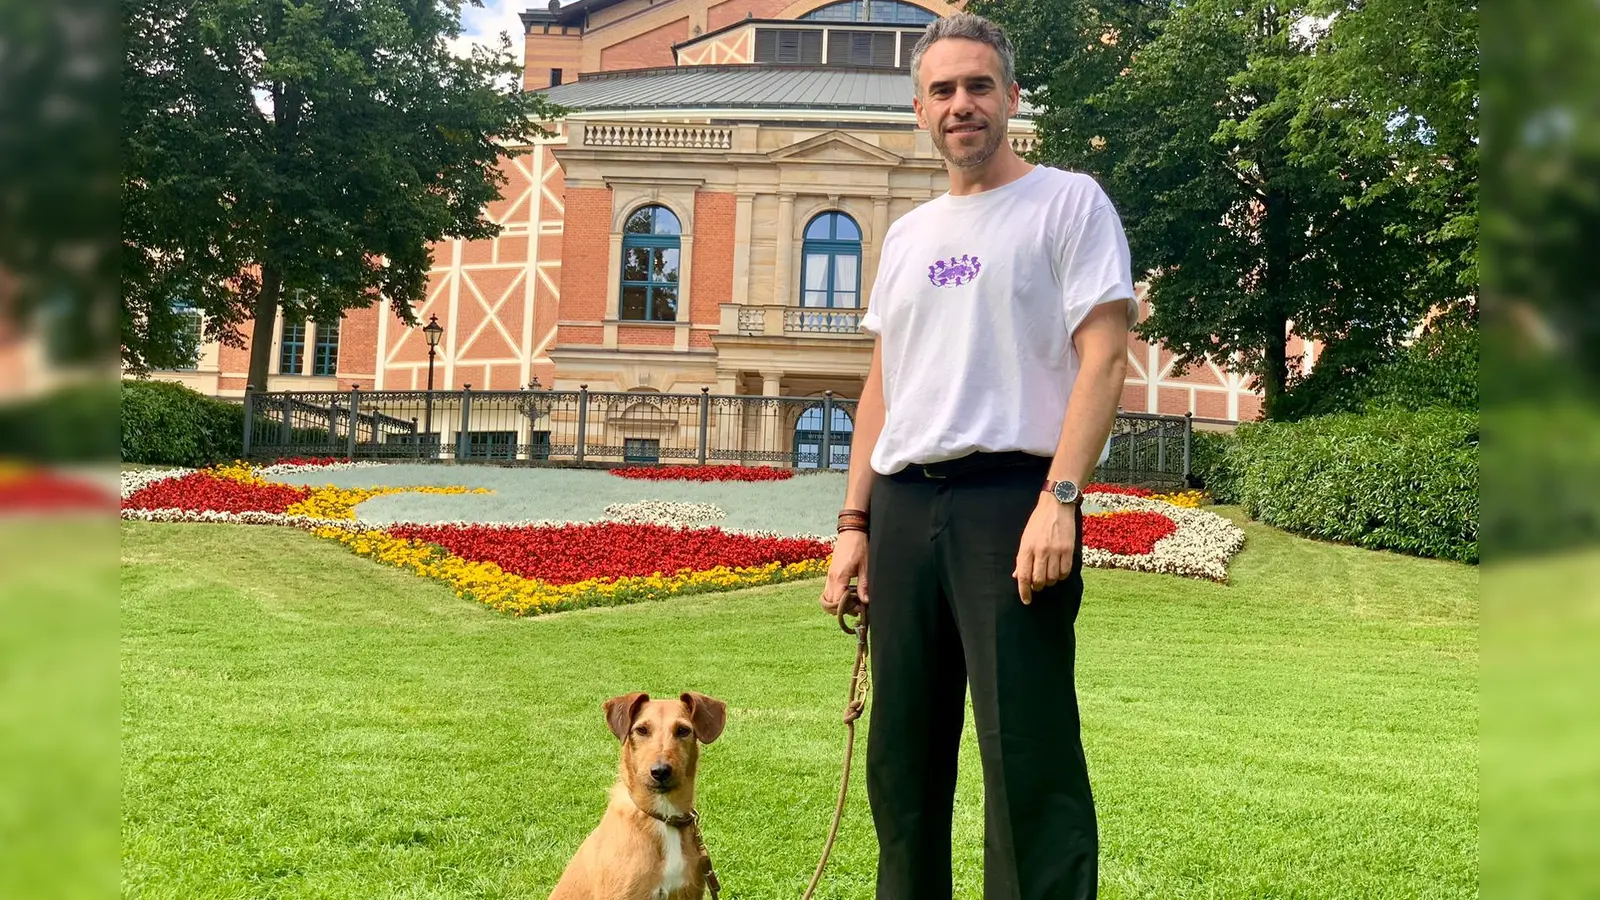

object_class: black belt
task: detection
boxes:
[892,451,1053,481]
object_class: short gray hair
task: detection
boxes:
[909,13,1017,95]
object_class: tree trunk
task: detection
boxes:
[247,263,282,391]
[1261,184,1293,420]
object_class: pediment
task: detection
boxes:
[768,131,903,167]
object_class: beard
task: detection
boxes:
[933,116,1006,168]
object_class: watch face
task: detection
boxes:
[1053,481,1080,504]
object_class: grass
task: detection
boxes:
[120,511,1477,899]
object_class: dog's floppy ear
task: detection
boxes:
[603,692,650,741]
[680,692,727,744]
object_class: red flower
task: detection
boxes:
[271,456,343,467]
[1084,483,1154,497]
[122,471,312,514]
[0,470,115,513]
[1083,511,1177,555]
[389,521,831,584]
[609,465,795,482]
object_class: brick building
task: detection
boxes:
[140,0,1310,461]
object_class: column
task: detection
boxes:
[760,370,783,458]
[733,192,754,304]
[868,196,890,308]
[774,192,795,307]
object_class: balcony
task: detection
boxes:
[718,303,869,340]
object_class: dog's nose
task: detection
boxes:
[650,763,673,784]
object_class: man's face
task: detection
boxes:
[914,37,1020,169]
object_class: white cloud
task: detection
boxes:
[447,0,532,63]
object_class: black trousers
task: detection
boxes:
[865,452,1097,900]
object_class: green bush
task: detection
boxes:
[0,381,121,462]
[1187,429,1240,503]
[1230,409,1479,563]
[120,380,247,467]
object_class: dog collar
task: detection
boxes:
[636,800,698,829]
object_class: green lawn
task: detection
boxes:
[121,512,1477,899]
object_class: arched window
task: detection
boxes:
[800,212,862,309]
[793,404,854,470]
[621,205,682,322]
[801,0,937,24]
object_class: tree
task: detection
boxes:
[0,0,118,365]
[122,0,565,385]
[1294,0,1478,301]
[974,0,1475,418]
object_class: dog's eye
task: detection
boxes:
[633,725,651,738]
[673,724,693,739]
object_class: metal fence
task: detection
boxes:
[242,386,1193,485]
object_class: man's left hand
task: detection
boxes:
[1014,495,1078,605]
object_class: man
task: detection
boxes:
[819,12,1136,900]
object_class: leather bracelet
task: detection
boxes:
[838,507,868,519]
[837,524,869,535]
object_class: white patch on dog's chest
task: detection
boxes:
[654,820,689,899]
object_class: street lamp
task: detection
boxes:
[422,314,443,452]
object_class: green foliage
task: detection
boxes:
[974,0,1477,417]
[1229,410,1479,563]
[1279,319,1479,420]
[1483,402,1600,559]
[120,380,244,467]
[121,0,567,381]
[0,381,120,462]
[1187,429,1240,503]
[0,0,118,365]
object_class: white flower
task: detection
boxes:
[604,500,726,527]
[1081,491,1246,582]
[119,468,189,499]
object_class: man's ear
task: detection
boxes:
[603,692,650,741]
[680,692,727,745]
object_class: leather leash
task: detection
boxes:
[639,585,868,900]
[801,585,870,900]
[638,806,723,899]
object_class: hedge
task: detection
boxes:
[1187,429,1239,504]
[120,380,247,467]
[0,381,120,462]
[1228,410,1479,563]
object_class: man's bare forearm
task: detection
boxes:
[843,342,887,512]
[1047,306,1130,487]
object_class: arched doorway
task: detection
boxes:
[793,403,853,470]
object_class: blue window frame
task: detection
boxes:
[279,319,306,375]
[312,318,340,377]
[793,404,854,470]
[801,0,936,24]
[801,212,862,308]
[620,205,682,322]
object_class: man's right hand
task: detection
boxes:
[820,530,869,616]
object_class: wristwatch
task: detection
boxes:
[1043,479,1081,505]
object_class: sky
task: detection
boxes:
[448,0,538,63]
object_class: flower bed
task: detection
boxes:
[120,464,1246,616]
[0,464,115,513]
[609,464,794,482]
[387,521,831,585]
[1082,493,1245,581]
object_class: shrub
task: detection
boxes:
[1230,409,1478,563]
[0,381,120,462]
[120,380,247,467]
[1187,429,1240,503]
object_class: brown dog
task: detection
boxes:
[550,691,728,900]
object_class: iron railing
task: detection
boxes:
[241,386,1193,484]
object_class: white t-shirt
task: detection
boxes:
[860,165,1136,476]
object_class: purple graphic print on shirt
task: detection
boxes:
[927,255,982,288]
